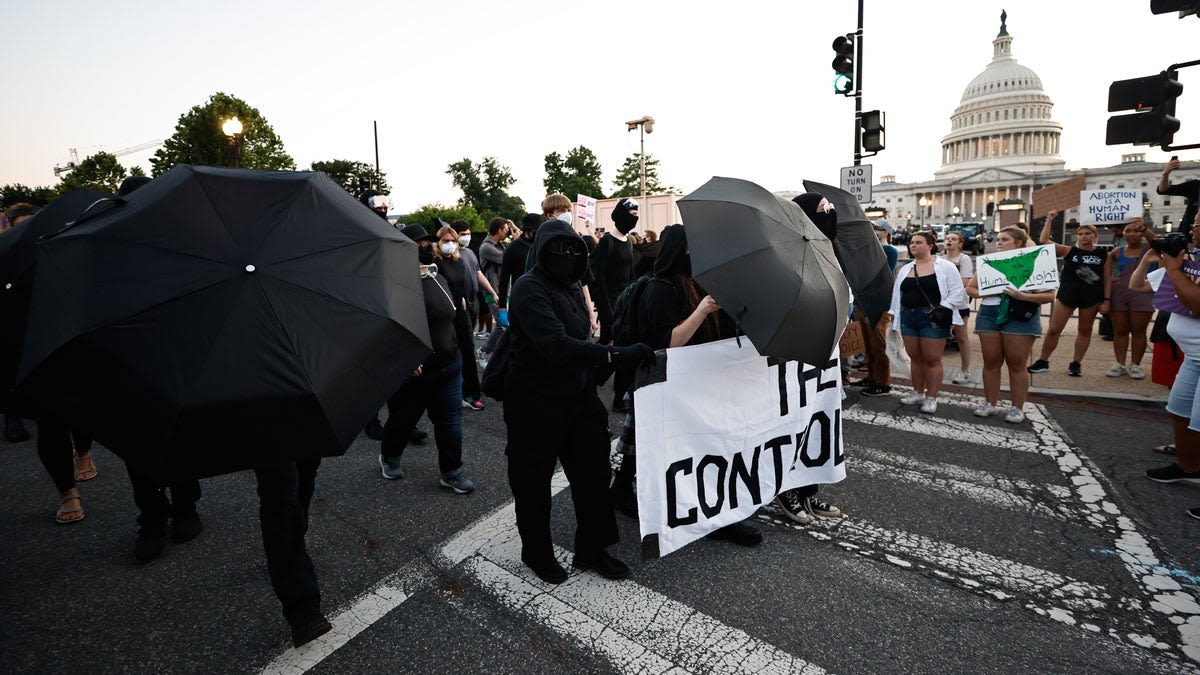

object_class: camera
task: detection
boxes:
[1151,232,1190,258]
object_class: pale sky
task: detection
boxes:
[3,1,1198,214]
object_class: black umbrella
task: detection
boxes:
[677,176,850,366]
[801,179,895,326]
[15,165,432,484]
[0,189,114,411]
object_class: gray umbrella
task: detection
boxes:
[801,179,895,326]
[677,176,850,366]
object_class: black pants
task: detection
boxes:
[455,309,481,400]
[126,463,201,533]
[504,392,618,560]
[255,459,322,629]
[35,421,92,492]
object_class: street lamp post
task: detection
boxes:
[918,196,930,230]
[625,116,655,218]
[222,116,244,168]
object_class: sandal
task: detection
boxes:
[1153,444,1177,456]
[56,491,84,525]
[74,452,97,482]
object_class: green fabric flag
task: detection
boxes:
[996,295,1010,326]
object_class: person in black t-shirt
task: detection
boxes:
[1028,212,1105,377]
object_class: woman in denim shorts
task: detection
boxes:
[966,226,1056,424]
[887,231,966,415]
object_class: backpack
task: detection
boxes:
[479,329,511,401]
[611,275,655,346]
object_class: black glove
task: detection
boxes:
[610,343,655,368]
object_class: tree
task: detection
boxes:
[150,92,295,175]
[309,159,389,199]
[543,146,605,200]
[611,153,679,198]
[57,151,143,194]
[1,184,59,208]
[446,156,525,222]
[400,203,485,234]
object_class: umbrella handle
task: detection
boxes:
[48,197,125,239]
[734,305,747,349]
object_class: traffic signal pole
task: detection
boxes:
[853,0,864,166]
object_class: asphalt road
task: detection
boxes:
[2,380,1198,674]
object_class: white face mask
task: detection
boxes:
[440,241,457,256]
[556,211,572,225]
[458,235,471,247]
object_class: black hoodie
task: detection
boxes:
[506,220,610,400]
[641,224,734,349]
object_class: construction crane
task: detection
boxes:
[53,139,163,177]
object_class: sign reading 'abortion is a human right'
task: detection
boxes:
[1079,190,1141,225]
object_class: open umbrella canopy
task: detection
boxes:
[801,179,894,326]
[0,189,114,411]
[678,176,850,366]
[15,165,432,483]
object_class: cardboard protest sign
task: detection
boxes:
[838,321,864,357]
[1079,190,1141,226]
[975,244,1059,296]
[635,337,845,557]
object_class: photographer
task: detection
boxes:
[1130,236,1200,521]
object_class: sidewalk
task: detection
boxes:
[877,306,1170,405]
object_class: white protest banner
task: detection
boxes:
[575,194,597,224]
[1079,189,1141,226]
[634,337,845,557]
[975,244,1059,297]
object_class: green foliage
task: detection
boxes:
[56,152,133,194]
[309,159,389,198]
[150,92,295,175]
[543,146,605,200]
[400,203,486,234]
[611,153,679,198]
[446,156,526,222]
[0,183,59,208]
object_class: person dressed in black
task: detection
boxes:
[1158,157,1198,238]
[377,225,474,494]
[612,224,762,546]
[592,198,640,411]
[504,218,653,584]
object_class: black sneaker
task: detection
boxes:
[291,615,332,648]
[861,384,891,397]
[134,529,167,563]
[171,513,203,543]
[572,549,630,580]
[521,552,568,584]
[847,378,875,389]
[1027,359,1050,374]
[706,521,763,547]
[1146,464,1200,485]
[774,489,812,525]
[1067,361,1082,377]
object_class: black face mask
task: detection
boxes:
[811,210,837,239]
[540,253,575,285]
[418,246,435,265]
[614,213,639,235]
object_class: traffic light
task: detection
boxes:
[1150,0,1200,17]
[861,110,885,152]
[1105,70,1183,147]
[831,34,854,96]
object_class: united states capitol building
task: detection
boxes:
[869,12,1189,233]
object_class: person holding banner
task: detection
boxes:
[1103,220,1157,379]
[1028,212,1106,377]
[887,231,966,415]
[965,227,1056,423]
[504,218,654,584]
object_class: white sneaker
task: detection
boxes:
[1129,364,1145,380]
[1106,362,1127,377]
[1005,407,1026,424]
[920,398,938,414]
[952,370,971,384]
[973,402,998,417]
[899,392,925,405]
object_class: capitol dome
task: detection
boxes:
[934,12,1064,180]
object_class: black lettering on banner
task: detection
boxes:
[696,455,727,518]
[833,409,844,466]
[666,458,697,526]
[728,445,762,508]
[800,411,832,468]
[766,357,789,416]
[763,434,793,495]
[798,358,840,407]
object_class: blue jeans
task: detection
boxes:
[382,359,464,473]
[1167,356,1200,432]
[899,306,952,339]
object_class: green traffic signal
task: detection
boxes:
[831,33,854,96]
[833,73,853,95]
